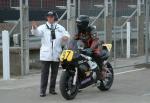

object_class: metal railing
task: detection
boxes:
[0,0,149,72]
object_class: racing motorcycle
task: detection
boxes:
[59,40,114,100]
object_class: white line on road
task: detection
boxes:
[143,93,150,96]
[0,68,147,90]
[0,79,16,82]
[115,68,146,75]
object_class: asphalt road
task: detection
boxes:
[0,66,150,103]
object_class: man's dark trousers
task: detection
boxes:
[40,61,59,94]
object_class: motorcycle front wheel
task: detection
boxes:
[59,71,79,100]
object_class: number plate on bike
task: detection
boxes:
[60,50,74,62]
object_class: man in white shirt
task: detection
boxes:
[31,10,70,97]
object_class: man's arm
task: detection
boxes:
[31,21,43,36]
[60,26,70,41]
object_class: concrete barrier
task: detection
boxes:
[0,47,21,76]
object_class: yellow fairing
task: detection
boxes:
[102,44,112,52]
[60,50,74,62]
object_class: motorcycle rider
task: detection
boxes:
[74,15,104,68]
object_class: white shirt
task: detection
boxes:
[31,22,70,61]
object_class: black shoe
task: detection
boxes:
[78,90,82,93]
[49,91,58,95]
[40,93,46,97]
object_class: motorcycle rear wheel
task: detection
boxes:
[97,62,114,91]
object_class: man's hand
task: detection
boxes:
[32,21,38,29]
[62,36,69,41]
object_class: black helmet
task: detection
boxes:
[46,10,58,21]
[76,15,90,30]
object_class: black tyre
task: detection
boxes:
[97,62,114,91]
[59,71,79,100]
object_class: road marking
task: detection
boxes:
[143,93,150,96]
[0,68,147,90]
[0,83,39,90]
[115,68,146,75]
[0,79,16,81]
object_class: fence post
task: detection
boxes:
[2,30,10,80]
[127,22,131,58]
[145,0,150,63]
[137,0,145,56]
[20,0,30,75]
[67,0,76,35]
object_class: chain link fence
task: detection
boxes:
[0,0,149,71]
[79,0,136,57]
[114,0,138,58]
[79,0,149,67]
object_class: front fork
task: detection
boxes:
[73,67,78,85]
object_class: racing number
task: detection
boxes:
[60,50,73,61]
[65,51,71,59]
